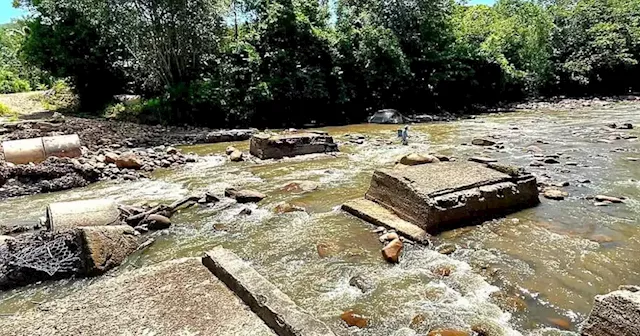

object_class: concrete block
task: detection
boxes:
[364,162,539,233]
[250,132,338,159]
[203,247,335,336]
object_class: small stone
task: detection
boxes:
[565,161,578,166]
[434,265,452,277]
[349,275,372,293]
[410,314,426,328]
[428,329,470,336]
[115,152,143,170]
[543,157,560,164]
[340,310,368,328]
[225,188,266,203]
[627,157,639,162]
[225,146,238,155]
[379,232,399,242]
[146,214,172,230]
[274,202,305,214]
[525,145,543,153]
[588,234,614,243]
[229,150,244,162]
[469,156,497,164]
[239,208,252,216]
[281,181,319,193]
[372,226,386,234]
[547,317,572,330]
[316,243,332,258]
[552,181,570,187]
[543,188,568,200]
[382,238,403,263]
[594,201,612,206]
[529,161,544,167]
[398,153,440,166]
[472,138,496,146]
[578,179,591,183]
[595,195,624,203]
[436,243,457,255]
[471,320,504,336]
[104,152,119,164]
[166,147,178,155]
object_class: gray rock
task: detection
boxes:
[581,287,640,336]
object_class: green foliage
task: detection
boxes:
[0,103,18,121]
[13,0,640,126]
[0,21,51,93]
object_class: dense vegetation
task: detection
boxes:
[0,21,51,93]
[8,0,640,127]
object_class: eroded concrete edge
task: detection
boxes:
[202,247,336,336]
[342,198,430,244]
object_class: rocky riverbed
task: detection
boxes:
[0,115,255,199]
[0,98,639,335]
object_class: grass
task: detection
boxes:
[0,102,18,121]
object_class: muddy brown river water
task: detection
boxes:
[0,104,639,335]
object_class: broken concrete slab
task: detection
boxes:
[581,287,640,336]
[203,247,335,336]
[0,258,277,336]
[250,132,338,159]
[78,225,138,276]
[342,198,429,244]
[364,162,539,233]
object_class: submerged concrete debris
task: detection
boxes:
[203,247,336,336]
[250,132,338,159]
[346,161,539,234]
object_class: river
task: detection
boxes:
[0,103,639,335]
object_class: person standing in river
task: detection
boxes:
[400,125,409,145]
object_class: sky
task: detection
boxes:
[1,1,27,24]
[0,0,495,24]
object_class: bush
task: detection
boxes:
[0,70,32,93]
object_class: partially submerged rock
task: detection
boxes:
[249,132,338,159]
[225,187,266,203]
[115,152,143,169]
[79,225,138,276]
[281,180,319,193]
[472,138,497,146]
[581,286,640,336]
[382,238,403,263]
[543,188,568,200]
[363,162,539,233]
[340,310,369,328]
[398,153,440,166]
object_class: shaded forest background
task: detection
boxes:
[1,0,639,127]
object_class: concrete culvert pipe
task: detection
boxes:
[2,134,82,164]
[43,134,82,159]
[46,199,121,232]
[2,137,46,164]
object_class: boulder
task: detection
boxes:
[281,181,319,193]
[78,225,138,276]
[398,153,440,166]
[382,238,403,263]
[249,132,338,159]
[364,162,539,233]
[581,287,640,336]
[225,187,266,203]
[349,275,372,293]
[115,152,143,169]
[472,138,496,146]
